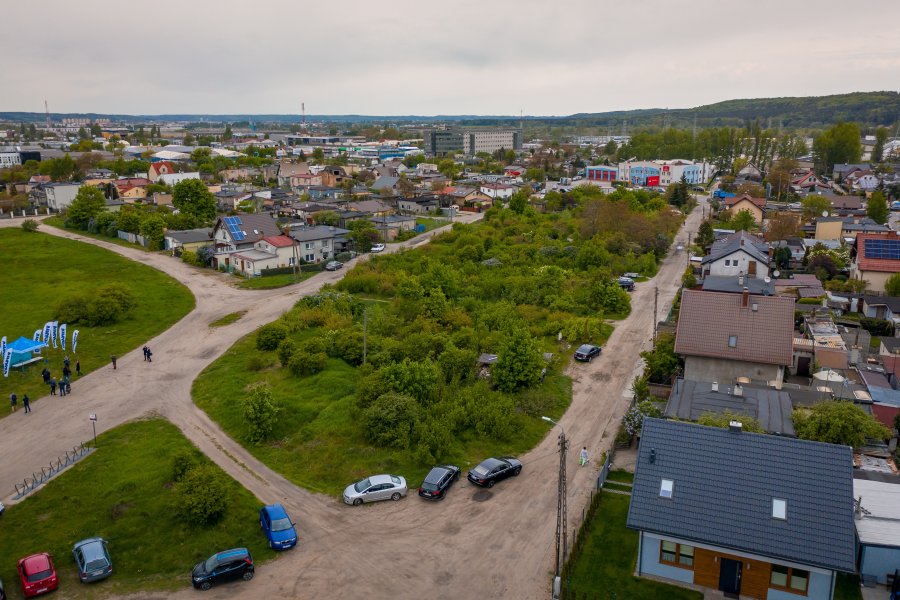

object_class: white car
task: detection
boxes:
[343,474,407,506]
[370,243,385,253]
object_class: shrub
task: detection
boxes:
[623,400,663,436]
[174,464,228,525]
[363,392,421,449]
[333,330,364,365]
[181,250,199,266]
[256,322,289,351]
[53,283,137,326]
[171,449,199,482]
[241,383,280,442]
[288,349,328,377]
[21,219,39,232]
[860,317,894,337]
[277,338,298,367]
[438,345,477,383]
[380,358,442,405]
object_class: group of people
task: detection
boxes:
[9,392,30,413]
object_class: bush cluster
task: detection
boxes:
[54,283,137,326]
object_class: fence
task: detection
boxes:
[117,230,150,247]
[12,442,94,500]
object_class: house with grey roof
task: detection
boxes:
[288,225,350,263]
[701,231,770,280]
[627,418,856,600]
[701,275,775,296]
[164,227,212,253]
[675,289,795,387]
[210,214,282,270]
[853,478,900,586]
[665,378,795,435]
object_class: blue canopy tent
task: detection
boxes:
[6,336,48,368]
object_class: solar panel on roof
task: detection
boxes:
[864,239,900,260]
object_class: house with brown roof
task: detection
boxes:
[723,194,766,224]
[850,232,900,293]
[675,289,795,387]
[147,161,178,182]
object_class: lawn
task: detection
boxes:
[0,418,275,597]
[210,311,247,327]
[236,272,314,290]
[43,216,151,252]
[193,320,572,497]
[415,216,450,233]
[0,229,194,414]
[565,492,702,600]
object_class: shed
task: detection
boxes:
[853,478,900,585]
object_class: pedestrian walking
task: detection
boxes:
[110,355,117,369]
[142,346,148,361]
[65,382,71,395]
[62,364,71,380]
[49,378,57,396]
[22,394,30,413]
[579,446,589,467]
[9,392,17,413]
[41,367,50,383]
[75,360,81,376]
[146,348,152,363]
[59,379,66,397]
[63,355,70,369]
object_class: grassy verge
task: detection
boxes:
[0,229,194,414]
[606,469,635,483]
[565,492,702,599]
[210,311,247,327]
[42,216,152,252]
[834,574,863,600]
[193,326,572,496]
[415,216,449,233]
[236,272,314,290]
[0,418,275,597]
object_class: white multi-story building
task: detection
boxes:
[462,130,522,156]
[0,151,21,168]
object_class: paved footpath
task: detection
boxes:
[0,201,703,600]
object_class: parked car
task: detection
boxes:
[418,465,461,500]
[467,457,522,487]
[73,537,112,583]
[259,504,298,550]
[343,474,408,506]
[617,276,635,291]
[573,344,602,362]
[191,548,254,591]
[17,553,58,598]
[325,260,343,271]
[0,499,4,515]
[370,243,385,253]
[1,577,6,600]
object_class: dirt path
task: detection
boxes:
[0,201,703,600]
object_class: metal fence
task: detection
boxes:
[13,442,94,500]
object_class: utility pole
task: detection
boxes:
[362,307,368,365]
[542,416,567,600]
[654,286,659,342]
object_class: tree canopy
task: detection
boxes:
[172,179,216,221]
[793,401,889,448]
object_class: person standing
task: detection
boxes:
[110,355,117,369]
[49,378,57,396]
[41,367,50,383]
[579,446,589,466]
[75,360,81,376]
[22,394,31,413]
[9,392,17,413]
[142,346,148,361]
[63,355,70,369]
[65,381,71,395]
[59,378,66,397]
[62,364,71,380]
[146,347,152,363]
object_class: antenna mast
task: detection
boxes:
[302,102,306,126]
[44,100,51,129]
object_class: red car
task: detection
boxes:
[18,553,58,598]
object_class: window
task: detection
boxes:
[728,335,737,348]
[771,564,808,594]
[305,242,313,250]
[660,478,674,498]
[659,541,694,570]
[773,498,787,520]
[304,254,314,262]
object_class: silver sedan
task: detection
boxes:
[343,474,408,506]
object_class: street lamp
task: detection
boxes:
[542,416,568,600]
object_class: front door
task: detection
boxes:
[719,558,742,598]
[748,261,757,276]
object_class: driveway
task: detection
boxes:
[0,201,703,599]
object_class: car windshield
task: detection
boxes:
[577,345,592,353]
[420,481,438,491]
[354,478,371,493]
[26,569,52,583]
[390,475,401,485]
[204,556,217,573]
[271,517,293,532]
[471,465,490,476]
[85,559,108,571]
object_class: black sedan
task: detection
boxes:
[418,465,460,500]
[574,344,602,362]
[467,457,522,488]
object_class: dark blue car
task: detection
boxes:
[259,504,298,550]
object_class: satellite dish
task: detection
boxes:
[773,270,781,278]
[764,276,771,283]
[822,210,829,217]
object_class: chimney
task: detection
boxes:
[733,383,743,397]
[649,449,656,464]
[741,288,750,308]
[740,238,745,247]
[729,420,743,433]
[738,274,744,286]
[711,381,719,392]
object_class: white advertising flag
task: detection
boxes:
[50,322,58,349]
[2,348,12,378]
[0,336,5,356]
[72,330,79,354]
[59,324,67,351]
[42,322,52,343]
[33,329,42,341]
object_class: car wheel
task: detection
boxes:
[391,492,402,501]
[243,571,254,581]
[453,471,460,481]
[588,355,593,363]
[513,467,522,476]
[269,540,274,549]
[200,582,211,591]
[487,480,495,488]
[353,498,363,506]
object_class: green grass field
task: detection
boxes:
[236,272,314,290]
[0,418,275,597]
[193,327,572,497]
[43,216,151,252]
[210,311,247,327]
[0,229,194,415]
[565,492,702,600]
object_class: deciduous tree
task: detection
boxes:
[172,179,216,221]
[793,400,889,448]
[66,186,106,229]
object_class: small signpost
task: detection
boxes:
[89,413,97,447]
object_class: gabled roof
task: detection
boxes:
[165,228,212,244]
[701,275,775,296]
[724,193,766,209]
[627,418,856,572]
[675,289,794,366]
[863,295,900,313]
[856,233,900,273]
[853,478,900,548]
[372,176,399,190]
[289,225,350,242]
[261,235,295,248]
[702,231,769,265]
[213,214,281,245]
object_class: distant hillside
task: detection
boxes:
[1,91,897,129]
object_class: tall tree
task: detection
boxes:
[66,186,107,229]
[696,220,716,248]
[801,194,833,221]
[812,122,862,175]
[172,179,216,221]
[867,190,889,225]
[872,126,889,163]
[732,209,756,231]
[223,124,233,141]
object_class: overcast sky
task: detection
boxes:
[6,0,900,117]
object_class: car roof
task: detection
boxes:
[215,548,249,561]
[22,554,51,572]
[479,457,504,469]
[576,344,597,351]
[368,474,395,485]
[74,538,107,561]
[263,504,288,519]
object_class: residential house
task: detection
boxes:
[736,162,764,181]
[116,183,148,201]
[35,182,82,210]
[370,215,417,241]
[813,217,889,241]
[802,314,849,372]
[665,378,795,435]
[147,161,178,182]
[774,273,825,300]
[214,189,252,212]
[844,169,880,192]
[284,172,324,191]
[822,194,862,211]
[790,170,831,195]
[398,196,438,214]
[231,235,298,277]
[306,186,344,201]
[158,171,201,186]
[150,193,173,208]
[701,231,770,279]
[288,225,350,263]
[851,232,900,293]
[832,163,871,182]
[220,167,261,182]
[853,478,900,586]
[319,166,350,188]
[700,275,775,296]
[276,162,310,187]
[164,228,212,253]
[675,289,795,386]
[372,175,400,194]
[479,182,515,200]
[210,214,282,270]
[346,199,391,217]
[444,186,493,209]
[724,194,766,224]
[628,418,856,600]
[862,295,900,323]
